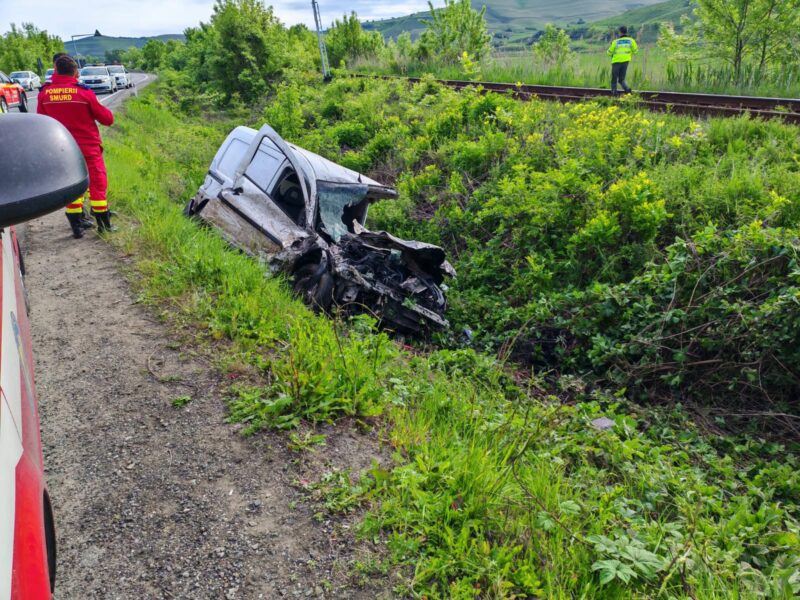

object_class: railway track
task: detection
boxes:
[353,74,800,124]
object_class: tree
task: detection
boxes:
[660,0,800,82]
[749,0,800,75]
[325,12,383,68]
[417,0,491,65]
[105,48,126,64]
[119,46,143,69]
[0,23,63,74]
[140,39,166,71]
[206,0,290,102]
[533,24,572,69]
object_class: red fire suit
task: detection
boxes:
[36,74,114,215]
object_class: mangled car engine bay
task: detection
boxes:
[185,124,454,334]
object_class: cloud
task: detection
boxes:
[0,0,436,39]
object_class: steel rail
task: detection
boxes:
[352,74,800,124]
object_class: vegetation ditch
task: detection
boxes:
[103,80,800,598]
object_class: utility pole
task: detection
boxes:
[70,32,98,67]
[311,0,331,81]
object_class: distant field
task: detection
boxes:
[363,0,669,38]
[592,0,692,27]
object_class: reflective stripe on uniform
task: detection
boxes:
[90,199,108,213]
[65,194,85,214]
[609,37,637,63]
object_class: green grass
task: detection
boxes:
[356,43,800,97]
[100,81,800,598]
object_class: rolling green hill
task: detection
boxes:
[68,34,184,59]
[363,0,670,38]
[591,0,692,27]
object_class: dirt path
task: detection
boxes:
[21,211,382,598]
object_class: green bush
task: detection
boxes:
[103,84,800,599]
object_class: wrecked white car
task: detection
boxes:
[184,124,454,333]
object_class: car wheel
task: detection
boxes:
[18,93,28,113]
[0,98,7,114]
[293,259,334,313]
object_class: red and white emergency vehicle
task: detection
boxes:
[0,113,89,599]
[0,72,29,114]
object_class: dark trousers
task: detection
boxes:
[611,62,631,94]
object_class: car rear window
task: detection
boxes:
[216,138,250,180]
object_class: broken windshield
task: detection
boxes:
[316,181,368,242]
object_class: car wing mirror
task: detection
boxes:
[0,114,89,228]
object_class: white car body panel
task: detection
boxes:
[0,230,24,600]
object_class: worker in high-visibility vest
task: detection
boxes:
[607,26,638,96]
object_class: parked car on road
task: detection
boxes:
[78,66,116,94]
[44,69,54,85]
[185,124,454,334]
[107,65,132,89]
[0,113,89,599]
[9,71,40,92]
[0,72,28,113]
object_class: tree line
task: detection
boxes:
[0,23,63,75]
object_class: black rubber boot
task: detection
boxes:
[79,209,95,229]
[65,213,84,239]
[93,211,117,233]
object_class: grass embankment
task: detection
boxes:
[356,44,800,98]
[103,84,800,598]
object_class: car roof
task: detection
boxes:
[228,125,386,188]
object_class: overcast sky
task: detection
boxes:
[0,0,434,40]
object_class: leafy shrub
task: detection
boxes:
[275,77,800,411]
[105,85,800,600]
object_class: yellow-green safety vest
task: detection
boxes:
[607,37,638,64]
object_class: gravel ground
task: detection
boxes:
[19,207,387,598]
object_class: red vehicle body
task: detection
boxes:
[0,72,29,113]
[0,226,56,598]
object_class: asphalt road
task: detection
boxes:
[25,72,152,114]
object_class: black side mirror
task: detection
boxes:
[0,113,89,228]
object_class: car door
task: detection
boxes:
[0,73,20,107]
[0,227,52,599]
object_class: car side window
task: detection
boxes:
[245,139,285,193]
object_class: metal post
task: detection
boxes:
[311,0,331,81]
[70,33,94,67]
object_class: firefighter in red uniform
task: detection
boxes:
[37,55,115,238]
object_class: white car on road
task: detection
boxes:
[9,71,40,91]
[107,65,133,89]
[78,66,116,94]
